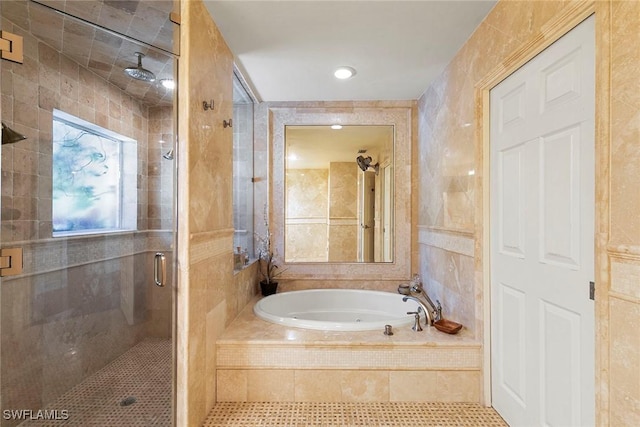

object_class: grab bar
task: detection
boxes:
[154,252,166,287]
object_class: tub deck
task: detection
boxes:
[216,296,484,403]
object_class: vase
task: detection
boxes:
[260,280,278,296]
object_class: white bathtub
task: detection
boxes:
[253,289,416,331]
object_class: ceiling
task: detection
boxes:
[286,125,393,170]
[205,0,497,102]
[3,0,176,107]
[3,1,497,106]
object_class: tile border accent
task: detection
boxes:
[189,228,234,265]
[417,226,474,257]
[608,244,640,260]
[217,344,481,370]
[610,258,640,300]
[0,230,173,279]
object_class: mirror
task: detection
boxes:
[285,125,394,263]
[270,106,411,280]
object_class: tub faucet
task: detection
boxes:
[402,295,435,326]
[408,275,441,322]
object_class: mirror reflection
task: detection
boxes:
[285,125,394,263]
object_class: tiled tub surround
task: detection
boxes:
[216,297,481,403]
[418,228,477,338]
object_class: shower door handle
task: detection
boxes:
[154,252,166,287]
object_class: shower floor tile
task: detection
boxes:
[20,339,172,427]
[203,402,508,427]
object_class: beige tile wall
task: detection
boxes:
[328,162,358,262]
[417,0,640,423]
[175,1,260,424]
[606,1,640,425]
[285,168,328,262]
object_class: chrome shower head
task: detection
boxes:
[124,52,156,82]
[356,155,372,172]
[1,122,27,145]
[356,155,380,175]
[163,148,174,160]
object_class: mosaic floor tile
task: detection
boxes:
[21,339,172,427]
[16,338,507,426]
[203,402,508,427]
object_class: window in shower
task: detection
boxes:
[52,109,137,236]
[232,73,255,266]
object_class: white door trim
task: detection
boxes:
[476,3,597,407]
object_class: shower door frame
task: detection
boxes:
[0,2,179,424]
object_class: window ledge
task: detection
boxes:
[234,257,258,274]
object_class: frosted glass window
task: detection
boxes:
[52,110,137,236]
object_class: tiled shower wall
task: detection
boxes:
[0,6,173,421]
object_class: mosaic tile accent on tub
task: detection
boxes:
[203,402,507,427]
[19,339,171,427]
[216,345,482,370]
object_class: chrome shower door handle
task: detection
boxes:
[154,252,166,287]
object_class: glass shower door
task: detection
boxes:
[0,1,177,425]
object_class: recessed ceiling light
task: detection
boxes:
[331,124,343,130]
[334,66,356,80]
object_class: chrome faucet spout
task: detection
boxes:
[402,295,434,326]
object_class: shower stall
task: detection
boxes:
[0,0,177,425]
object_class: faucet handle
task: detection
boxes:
[407,311,423,332]
[410,274,423,292]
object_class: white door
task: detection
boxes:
[490,16,595,427]
[358,171,375,262]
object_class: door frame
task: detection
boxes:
[475,1,609,424]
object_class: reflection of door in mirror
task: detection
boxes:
[284,125,393,263]
[382,164,394,262]
[358,171,375,262]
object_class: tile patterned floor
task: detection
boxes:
[203,402,508,427]
[16,338,507,426]
[21,339,172,427]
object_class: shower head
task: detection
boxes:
[124,52,156,82]
[163,148,174,160]
[356,155,380,175]
[356,155,371,172]
[1,122,27,145]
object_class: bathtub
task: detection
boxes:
[253,289,416,331]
